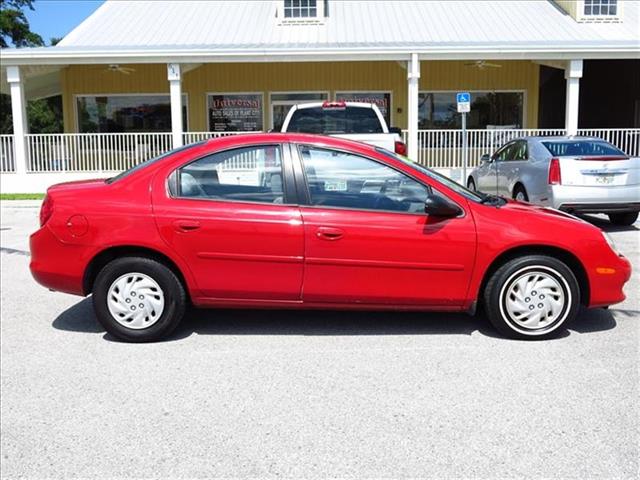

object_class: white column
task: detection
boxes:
[167,63,183,148]
[564,59,583,136]
[407,53,420,160]
[6,66,28,175]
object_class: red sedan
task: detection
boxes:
[30,134,631,342]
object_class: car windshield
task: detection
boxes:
[541,140,626,157]
[286,106,384,134]
[375,148,485,203]
[105,141,205,184]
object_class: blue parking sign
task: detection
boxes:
[457,92,470,113]
[456,92,470,103]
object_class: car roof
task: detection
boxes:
[202,132,380,152]
[524,135,606,142]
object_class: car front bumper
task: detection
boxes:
[587,252,632,308]
[550,184,640,213]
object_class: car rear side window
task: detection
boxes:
[106,141,205,184]
[169,145,285,204]
[299,146,430,213]
[286,107,383,134]
[542,140,626,157]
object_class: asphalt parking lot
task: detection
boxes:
[1,200,638,479]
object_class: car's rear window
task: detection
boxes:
[286,107,384,134]
[541,140,626,157]
[105,141,205,184]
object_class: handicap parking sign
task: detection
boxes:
[456,92,470,113]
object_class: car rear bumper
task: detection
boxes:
[551,185,640,212]
[29,226,92,296]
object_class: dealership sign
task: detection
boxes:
[208,93,263,132]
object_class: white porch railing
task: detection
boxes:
[21,131,254,173]
[0,128,637,174]
[25,133,173,173]
[0,135,15,173]
[402,128,640,168]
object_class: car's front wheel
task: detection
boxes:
[608,211,638,226]
[92,257,186,342]
[483,255,580,340]
[467,178,476,191]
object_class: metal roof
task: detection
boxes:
[1,0,639,65]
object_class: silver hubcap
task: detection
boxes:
[107,273,165,329]
[499,266,570,334]
[515,191,526,201]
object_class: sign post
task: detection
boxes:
[456,92,470,184]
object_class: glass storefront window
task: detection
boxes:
[208,93,264,132]
[418,91,524,129]
[335,92,392,127]
[77,95,187,133]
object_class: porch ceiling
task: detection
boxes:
[0,65,63,99]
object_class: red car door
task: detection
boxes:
[295,145,476,307]
[152,144,304,301]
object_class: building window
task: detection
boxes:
[76,94,187,133]
[284,0,317,18]
[208,93,264,132]
[335,92,392,127]
[418,91,524,129]
[584,0,617,16]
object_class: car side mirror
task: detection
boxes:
[424,194,462,218]
[480,153,491,164]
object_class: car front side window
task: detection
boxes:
[169,145,286,204]
[298,146,430,214]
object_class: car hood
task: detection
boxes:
[499,198,592,225]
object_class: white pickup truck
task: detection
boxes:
[280,101,407,156]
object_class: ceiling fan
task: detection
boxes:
[464,60,502,69]
[105,64,136,75]
[88,64,136,75]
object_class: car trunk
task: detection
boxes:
[558,155,640,187]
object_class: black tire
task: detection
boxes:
[512,184,529,202]
[92,257,186,342]
[467,178,476,191]
[483,255,580,340]
[608,212,638,226]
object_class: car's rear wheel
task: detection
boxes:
[484,255,580,340]
[92,257,186,342]
[467,178,476,191]
[513,185,529,202]
[608,211,638,226]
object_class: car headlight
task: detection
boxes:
[602,231,619,255]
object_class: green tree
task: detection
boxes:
[1,0,63,134]
[0,0,44,48]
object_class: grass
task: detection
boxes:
[0,193,45,200]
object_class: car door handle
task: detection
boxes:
[316,227,344,241]
[173,220,201,232]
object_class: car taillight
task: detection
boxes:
[39,194,53,226]
[548,158,562,185]
[394,141,407,156]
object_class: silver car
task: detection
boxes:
[467,136,640,225]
